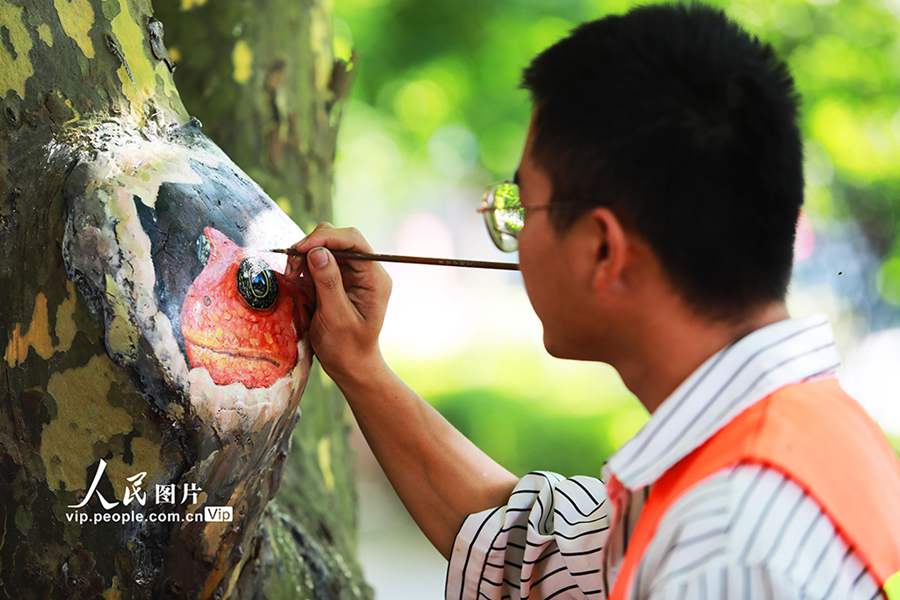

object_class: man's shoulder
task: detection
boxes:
[652,463,824,564]
[637,464,879,599]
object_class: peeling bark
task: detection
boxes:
[0,0,367,598]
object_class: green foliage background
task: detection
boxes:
[332,0,900,475]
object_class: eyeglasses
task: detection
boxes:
[477,180,551,253]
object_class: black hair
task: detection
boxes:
[521,2,803,321]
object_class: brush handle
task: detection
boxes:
[270,247,520,271]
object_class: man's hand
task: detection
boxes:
[288,223,392,383]
[288,223,517,559]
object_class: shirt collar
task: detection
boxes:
[605,314,841,491]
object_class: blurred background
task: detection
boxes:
[325,0,900,595]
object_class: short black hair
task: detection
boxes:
[521,3,803,322]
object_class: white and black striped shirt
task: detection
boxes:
[445,315,883,599]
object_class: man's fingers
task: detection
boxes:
[286,223,335,275]
[306,247,358,323]
[292,225,374,255]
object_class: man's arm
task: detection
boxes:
[334,357,519,559]
[289,224,519,558]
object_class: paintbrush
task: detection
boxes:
[269,247,520,271]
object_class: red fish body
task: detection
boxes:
[180,227,311,389]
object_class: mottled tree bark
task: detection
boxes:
[153,0,351,229]
[0,0,368,598]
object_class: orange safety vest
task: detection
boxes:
[609,377,900,600]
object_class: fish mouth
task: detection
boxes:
[183,335,282,368]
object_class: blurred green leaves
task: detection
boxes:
[878,256,900,306]
[392,345,646,476]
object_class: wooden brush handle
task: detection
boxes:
[270,248,519,271]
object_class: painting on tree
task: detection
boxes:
[63,121,315,436]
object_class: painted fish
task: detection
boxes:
[180,226,312,389]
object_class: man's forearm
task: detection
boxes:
[332,357,519,559]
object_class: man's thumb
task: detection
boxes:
[307,247,353,317]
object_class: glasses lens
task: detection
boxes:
[481,182,522,252]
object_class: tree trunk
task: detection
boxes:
[151,1,369,599]
[0,0,368,598]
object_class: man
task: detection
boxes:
[289,4,900,599]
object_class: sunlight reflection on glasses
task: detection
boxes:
[479,181,523,252]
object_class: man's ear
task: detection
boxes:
[589,207,628,292]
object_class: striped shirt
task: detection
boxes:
[445,314,883,599]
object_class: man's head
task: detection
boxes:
[514,3,803,361]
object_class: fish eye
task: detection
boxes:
[237,258,278,310]
[196,233,211,266]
